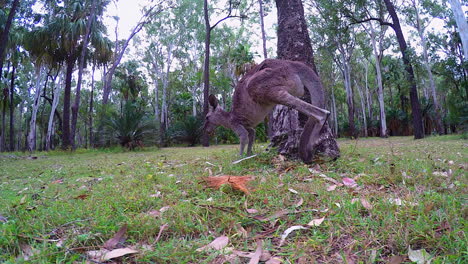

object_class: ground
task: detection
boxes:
[0,136,466,263]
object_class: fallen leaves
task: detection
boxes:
[408,246,432,264]
[196,236,229,252]
[279,226,308,247]
[202,175,254,194]
[103,224,127,249]
[307,217,325,227]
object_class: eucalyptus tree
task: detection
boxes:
[448,0,468,60]
[403,0,444,134]
[0,0,20,85]
[309,0,357,138]
[268,0,339,160]
[201,0,245,146]
[102,0,172,105]
[143,0,205,144]
[347,0,424,139]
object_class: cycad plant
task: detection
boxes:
[105,103,154,150]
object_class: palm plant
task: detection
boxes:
[105,103,154,150]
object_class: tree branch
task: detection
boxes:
[348,17,394,29]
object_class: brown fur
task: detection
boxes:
[204,59,331,162]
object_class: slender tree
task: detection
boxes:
[269,0,339,159]
[201,0,241,146]
[0,0,20,84]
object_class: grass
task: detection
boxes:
[0,136,466,263]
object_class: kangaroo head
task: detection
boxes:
[203,94,227,136]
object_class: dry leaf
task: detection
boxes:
[342,177,358,188]
[248,240,263,264]
[159,206,170,213]
[388,255,405,264]
[196,236,229,252]
[360,198,373,210]
[266,257,283,264]
[279,226,308,246]
[408,247,432,264]
[252,209,290,222]
[101,248,138,261]
[203,175,253,194]
[327,184,337,191]
[0,214,7,223]
[20,195,27,205]
[147,210,161,218]
[294,198,304,208]
[317,174,340,184]
[288,188,298,194]
[154,224,169,243]
[104,224,127,250]
[246,208,259,214]
[74,194,89,200]
[307,217,325,227]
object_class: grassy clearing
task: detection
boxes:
[0,136,466,263]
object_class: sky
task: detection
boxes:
[103,0,279,63]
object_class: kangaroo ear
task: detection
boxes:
[208,94,218,109]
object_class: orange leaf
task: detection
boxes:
[203,175,253,195]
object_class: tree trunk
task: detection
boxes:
[1,86,6,152]
[383,0,424,139]
[271,0,339,160]
[46,74,61,151]
[27,66,43,152]
[356,81,368,137]
[62,56,75,149]
[160,44,173,145]
[9,64,16,151]
[258,0,268,59]
[414,3,444,134]
[339,49,355,138]
[448,0,468,60]
[368,23,388,137]
[89,64,95,148]
[0,0,20,84]
[201,0,212,147]
[331,84,338,136]
[71,0,96,150]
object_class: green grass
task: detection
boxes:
[0,136,466,263]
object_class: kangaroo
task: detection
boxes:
[203,59,336,163]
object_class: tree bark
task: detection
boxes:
[448,0,468,60]
[62,56,75,149]
[383,0,424,139]
[413,0,444,134]
[368,23,387,137]
[71,0,96,150]
[0,0,20,84]
[271,0,339,160]
[356,81,368,137]
[258,0,268,59]
[201,0,212,147]
[9,64,16,151]
[46,74,61,151]
[27,66,43,152]
[89,64,95,148]
[160,44,173,145]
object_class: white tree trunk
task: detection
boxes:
[331,85,338,136]
[27,66,43,152]
[46,73,62,150]
[356,81,368,137]
[192,86,197,117]
[448,0,468,60]
[161,44,173,132]
[258,0,268,59]
[369,24,387,137]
